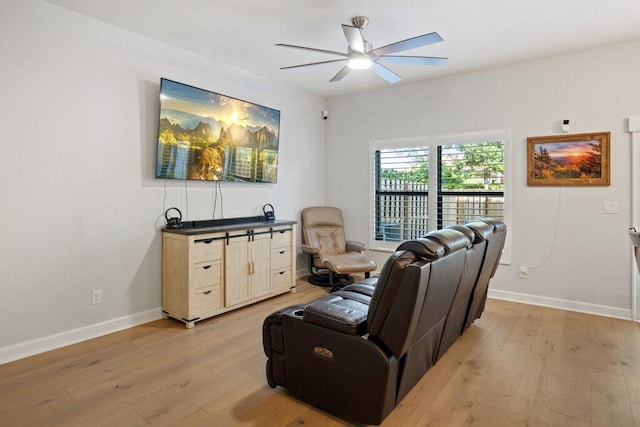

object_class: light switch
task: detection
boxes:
[603,201,619,214]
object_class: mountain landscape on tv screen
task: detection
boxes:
[159,111,279,150]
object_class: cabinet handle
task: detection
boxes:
[202,265,212,270]
[202,239,214,244]
[279,271,285,275]
[203,290,212,295]
[279,250,285,254]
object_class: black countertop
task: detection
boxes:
[162,215,297,236]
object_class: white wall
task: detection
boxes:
[0,0,326,361]
[326,40,640,318]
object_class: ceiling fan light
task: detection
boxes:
[347,55,372,70]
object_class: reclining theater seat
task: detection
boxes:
[301,206,377,288]
[463,218,507,329]
[263,228,471,425]
[437,221,492,358]
[392,230,469,400]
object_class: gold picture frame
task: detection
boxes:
[527,132,610,186]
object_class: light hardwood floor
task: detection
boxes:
[1,279,639,426]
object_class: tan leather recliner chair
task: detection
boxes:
[301,206,376,290]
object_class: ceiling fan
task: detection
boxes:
[276,16,448,84]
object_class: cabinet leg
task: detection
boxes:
[289,286,297,294]
[186,321,195,329]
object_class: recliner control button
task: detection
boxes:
[313,347,334,359]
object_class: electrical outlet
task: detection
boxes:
[92,289,102,305]
[519,266,529,279]
[603,201,619,214]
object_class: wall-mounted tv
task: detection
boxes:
[155,78,280,183]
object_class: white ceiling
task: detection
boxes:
[44,0,640,98]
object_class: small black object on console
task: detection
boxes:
[165,207,183,229]
[263,204,275,222]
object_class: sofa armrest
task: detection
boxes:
[263,304,305,357]
[304,299,368,336]
[346,240,366,252]
[301,244,320,255]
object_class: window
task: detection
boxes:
[370,130,511,263]
[374,147,429,242]
[438,142,505,228]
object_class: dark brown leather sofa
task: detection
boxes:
[262,219,506,425]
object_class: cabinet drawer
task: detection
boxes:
[191,236,223,264]
[272,268,292,291]
[192,261,222,290]
[271,229,292,249]
[271,248,291,270]
[193,285,222,315]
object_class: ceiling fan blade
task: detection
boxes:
[281,59,347,70]
[342,24,365,53]
[372,62,402,84]
[276,43,347,57]
[377,55,448,66]
[370,32,444,56]
[330,66,351,82]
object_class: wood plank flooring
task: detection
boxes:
[1,279,639,426]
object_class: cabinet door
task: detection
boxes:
[224,237,251,307]
[251,233,273,298]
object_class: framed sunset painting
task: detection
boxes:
[527,132,610,186]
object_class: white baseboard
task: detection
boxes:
[0,307,163,366]
[488,289,632,320]
[2,290,631,366]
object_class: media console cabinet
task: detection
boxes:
[162,216,297,328]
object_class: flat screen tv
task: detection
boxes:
[155,78,280,183]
